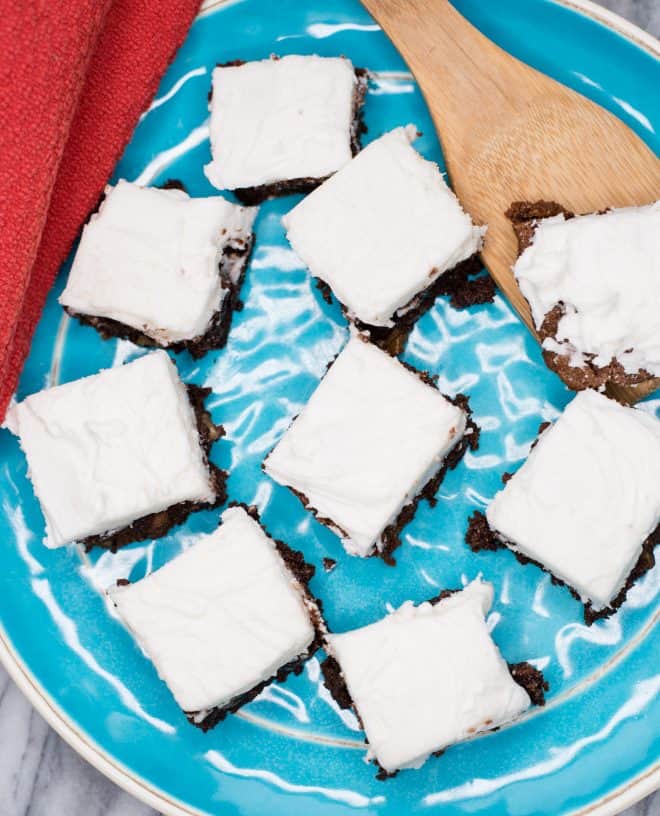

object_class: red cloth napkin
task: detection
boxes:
[0,0,200,420]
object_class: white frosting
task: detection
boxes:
[108,506,316,713]
[326,579,531,773]
[59,180,257,344]
[487,390,660,610]
[6,351,216,548]
[264,337,466,557]
[205,55,359,190]
[283,126,485,327]
[513,202,660,377]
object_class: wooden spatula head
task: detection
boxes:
[361,0,660,403]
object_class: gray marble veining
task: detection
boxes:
[0,1,658,815]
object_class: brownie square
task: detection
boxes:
[282,126,485,343]
[263,336,477,561]
[5,351,224,549]
[323,579,544,775]
[108,505,323,729]
[468,389,660,621]
[205,55,367,203]
[59,180,257,357]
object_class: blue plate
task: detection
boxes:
[1,1,658,814]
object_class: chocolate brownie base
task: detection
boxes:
[185,503,326,731]
[231,68,368,206]
[66,234,254,360]
[506,200,653,391]
[317,254,494,356]
[320,593,548,780]
[82,385,227,552]
[466,510,659,625]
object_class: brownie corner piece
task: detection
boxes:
[109,505,324,729]
[508,198,660,389]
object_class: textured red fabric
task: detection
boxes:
[0,0,200,419]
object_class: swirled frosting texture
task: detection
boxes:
[108,506,316,713]
[487,390,660,609]
[264,336,466,557]
[6,351,216,547]
[283,126,485,327]
[59,181,257,344]
[513,202,660,377]
[327,579,531,773]
[205,55,358,190]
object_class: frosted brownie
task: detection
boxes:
[508,199,660,390]
[283,126,486,347]
[204,55,367,204]
[5,351,225,550]
[322,579,546,777]
[108,505,323,730]
[60,180,257,357]
[467,390,660,623]
[263,335,479,562]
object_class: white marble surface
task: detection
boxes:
[1,1,658,815]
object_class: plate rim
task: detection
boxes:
[2,1,658,814]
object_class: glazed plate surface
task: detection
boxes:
[1,1,659,814]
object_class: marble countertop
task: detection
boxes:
[2,1,658,815]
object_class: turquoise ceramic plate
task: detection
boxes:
[1,1,658,814]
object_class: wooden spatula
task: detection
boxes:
[361,0,660,403]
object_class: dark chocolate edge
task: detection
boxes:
[466,510,659,625]
[263,338,481,565]
[378,392,480,565]
[317,253,493,357]
[231,67,369,206]
[320,588,548,780]
[65,229,255,360]
[82,385,227,552]
[184,502,326,731]
[505,200,653,391]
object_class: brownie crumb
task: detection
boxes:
[315,278,334,305]
[465,510,502,553]
[509,661,549,706]
[116,578,130,587]
[529,420,552,452]
[375,765,399,781]
[159,178,188,193]
[501,471,513,484]
[322,557,337,572]
[432,255,495,309]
